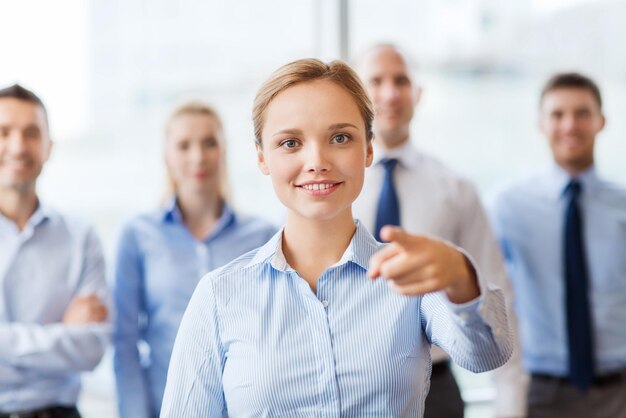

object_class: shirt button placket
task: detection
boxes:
[316,273,341,417]
[196,243,210,277]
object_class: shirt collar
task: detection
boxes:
[335,220,380,270]
[161,196,181,223]
[247,227,284,268]
[29,203,51,227]
[0,201,51,233]
[160,195,236,241]
[545,163,599,201]
[247,220,380,272]
[372,140,420,170]
[209,204,236,240]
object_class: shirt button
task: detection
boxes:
[460,312,470,321]
[322,300,329,308]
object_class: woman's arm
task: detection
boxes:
[113,226,153,418]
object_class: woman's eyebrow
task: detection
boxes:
[272,128,303,137]
[328,123,358,131]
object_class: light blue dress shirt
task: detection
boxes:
[490,165,626,377]
[113,198,276,418]
[0,205,110,413]
[160,221,512,418]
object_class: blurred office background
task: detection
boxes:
[2,0,625,416]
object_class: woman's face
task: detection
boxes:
[165,113,223,196]
[257,79,373,222]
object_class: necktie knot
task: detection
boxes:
[380,158,399,173]
[565,179,583,198]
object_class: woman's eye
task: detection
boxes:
[332,134,349,144]
[281,139,298,149]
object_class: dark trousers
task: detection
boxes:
[0,406,81,418]
[424,361,465,418]
[528,371,626,418]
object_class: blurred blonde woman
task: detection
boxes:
[113,101,276,418]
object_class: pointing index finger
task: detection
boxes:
[380,226,425,249]
[368,242,402,279]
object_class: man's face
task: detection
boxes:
[540,88,604,174]
[0,98,51,192]
[360,46,420,149]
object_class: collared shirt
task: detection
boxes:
[113,198,276,418]
[353,141,525,415]
[160,221,512,418]
[490,165,626,376]
[0,205,110,413]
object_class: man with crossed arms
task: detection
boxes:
[0,84,109,418]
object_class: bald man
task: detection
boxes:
[353,44,526,418]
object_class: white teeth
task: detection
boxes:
[303,183,334,191]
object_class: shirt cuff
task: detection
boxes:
[443,245,509,341]
[441,244,484,321]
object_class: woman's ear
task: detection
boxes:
[365,140,374,167]
[256,142,270,175]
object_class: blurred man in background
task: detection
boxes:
[355,44,526,418]
[0,84,110,418]
[490,73,626,417]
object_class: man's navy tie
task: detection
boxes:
[564,179,594,392]
[374,158,400,242]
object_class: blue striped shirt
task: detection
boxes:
[161,221,512,418]
[113,198,276,418]
[490,165,626,376]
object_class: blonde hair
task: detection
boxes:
[163,100,231,204]
[252,58,374,146]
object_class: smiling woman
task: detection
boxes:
[160,59,513,418]
[256,79,373,229]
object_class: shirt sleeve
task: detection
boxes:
[420,252,513,374]
[455,184,528,417]
[0,227,110,373]
[160,275,227,418]
[113,225,154,418]
[0,362,31,385]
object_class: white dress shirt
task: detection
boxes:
[353,141,526,417]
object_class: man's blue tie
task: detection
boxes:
[374,158,400,242]
[564,179,594,392]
